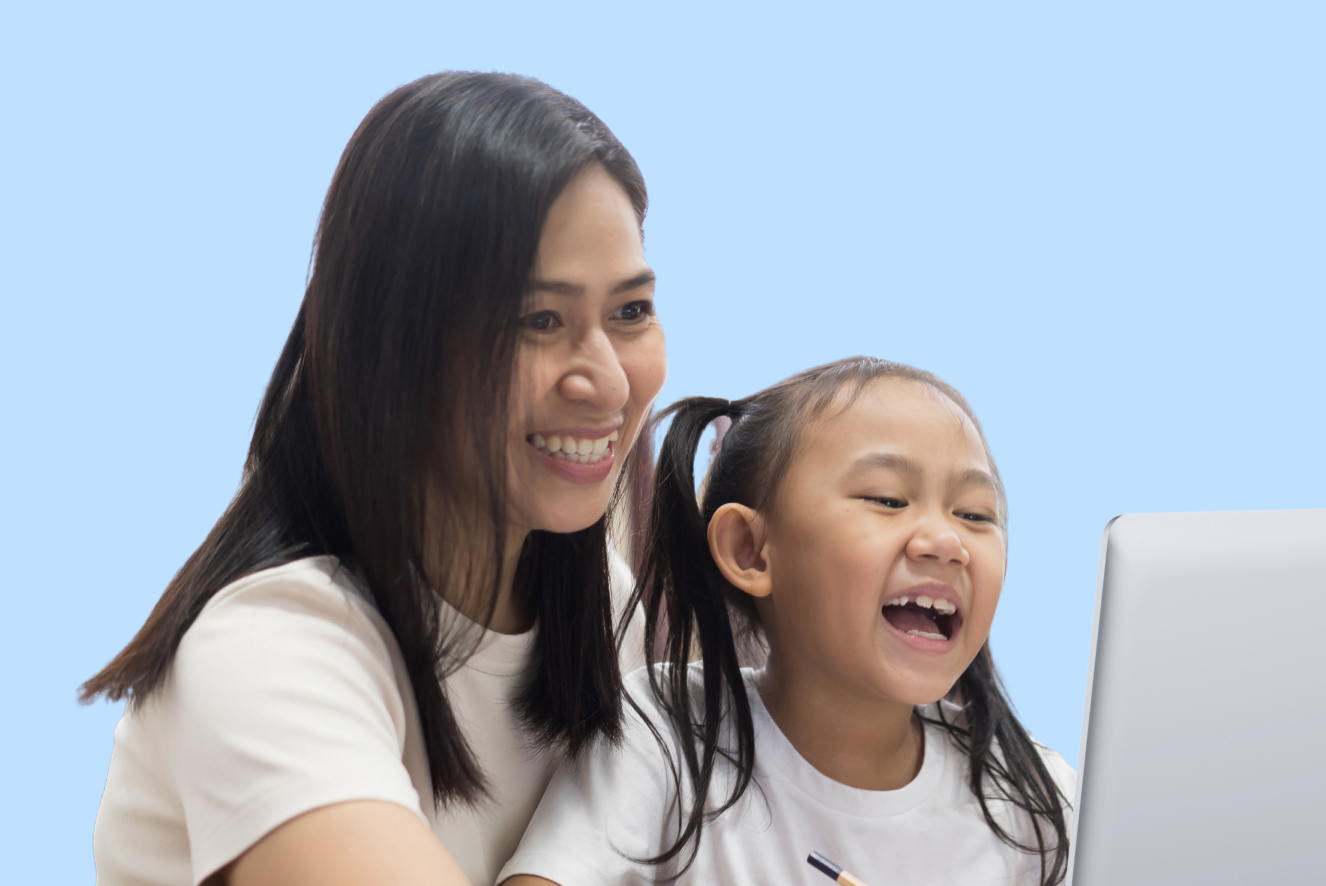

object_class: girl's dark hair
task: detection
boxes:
[80,72,648,805]
[633,356,1070,885]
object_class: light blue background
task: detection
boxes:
[2,2,1322,880]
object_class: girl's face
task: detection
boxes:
[752,378,1005,706]
[507,165,667,536]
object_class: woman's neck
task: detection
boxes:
[435,525,533,635]
[758,652,923,791]
[486,526,533,634]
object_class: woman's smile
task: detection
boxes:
[526,427,621,484]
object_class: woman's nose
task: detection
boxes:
[556,328,629,410]
[905,512,971,567]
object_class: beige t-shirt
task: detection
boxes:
[93,553,637,886]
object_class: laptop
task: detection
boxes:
[1068,509,1326,885]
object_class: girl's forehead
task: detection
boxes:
[801,378,988,465]
[830,377,970,431]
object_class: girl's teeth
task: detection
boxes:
[883,594,958,615]
[906,629,948,640]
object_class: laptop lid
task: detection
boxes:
[1068,509,1326,885]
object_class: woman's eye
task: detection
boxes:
[519,311,562,332]
[613,300,654,323]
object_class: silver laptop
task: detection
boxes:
[1068,509,1326,885]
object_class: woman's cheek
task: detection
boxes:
[623,327,667,410]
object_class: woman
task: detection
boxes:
[82,72,666,886]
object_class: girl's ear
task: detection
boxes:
[707,503,772,598]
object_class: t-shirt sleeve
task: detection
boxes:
[497,671,677,886]
[157,567,427,884]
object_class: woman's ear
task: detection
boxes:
[707,503,772,599]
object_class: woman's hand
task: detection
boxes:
[220,800,472,886]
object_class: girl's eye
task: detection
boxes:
[869,497,907,509]
[519,311,562,332]
[956,512,994,524]
[613,300,654,323]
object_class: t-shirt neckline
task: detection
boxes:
[312,555,538,679]
[437,596,538,678]
[747,672,947,818]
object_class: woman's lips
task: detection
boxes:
[531,443,615,484]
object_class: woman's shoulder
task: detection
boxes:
[167,555,407,718]
[202,554,376,618]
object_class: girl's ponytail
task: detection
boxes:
[629,396,757,872]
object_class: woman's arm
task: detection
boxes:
[223,801,471,886]
[502,878,560,886]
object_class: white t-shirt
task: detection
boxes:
[500,667,1076,886]
[94,553,637,886]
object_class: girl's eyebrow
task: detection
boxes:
[851,452,996,493]
[951,467,997,493]
[850,452,924,478]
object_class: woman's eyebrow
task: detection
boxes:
[527,269,655,296]
[612,269,656,293]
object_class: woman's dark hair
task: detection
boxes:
[80,72,648,805]
[632,356,1070,885]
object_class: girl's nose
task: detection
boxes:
[905,513,971,567]
[556,328,629,411]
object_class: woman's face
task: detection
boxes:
[753,378,1006,706]
[508,164,667,535]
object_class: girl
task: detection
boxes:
[82,72,666,886]
[501,358,1073,886]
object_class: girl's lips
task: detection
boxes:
[882,618,958,653]
[532,443,615,484]
[880,582,964,653]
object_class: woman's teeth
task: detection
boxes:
[530,430,618,464]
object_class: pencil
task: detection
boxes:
[807,851,871,886]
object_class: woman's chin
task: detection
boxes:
[524,496,616,536]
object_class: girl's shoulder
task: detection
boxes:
[620,662,758,725]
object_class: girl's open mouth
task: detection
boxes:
[881,593,963,643]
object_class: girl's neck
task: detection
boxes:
[758,653,923,792]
